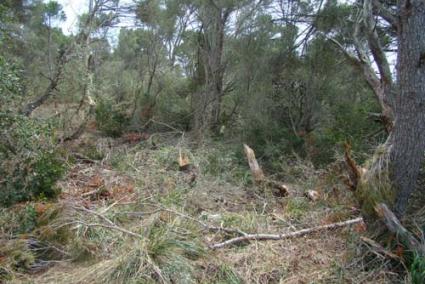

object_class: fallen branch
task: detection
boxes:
[375,203,425,257]
[74,221,143,239]
[360,236,400,260]
[72,152,98,164]
[209,217,364,249]
[71,206,143,238]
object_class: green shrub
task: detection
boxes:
[0,141,65,207]
[410,254,425,284]
[95,99,129,137]
[0,57,65,207]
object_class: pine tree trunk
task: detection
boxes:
[390,0,425,216]
[193,4,228,139]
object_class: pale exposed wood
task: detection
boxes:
[209,217,364,249]
[242,144,291,196]
[305,190,320,201]
[375,203,425,256]
[343,142,362,191]
[178,148,191,169]
[272,183,290,197]
[243,144,265,183]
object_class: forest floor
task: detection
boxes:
[3,128,406,283]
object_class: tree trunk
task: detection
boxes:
[389,0,425,216]
[193,4,229,138]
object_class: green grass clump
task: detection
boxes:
[285,198,309,220]
[215,264,243,284]
[355,144,396,216]
[0,239,36,281]
[66,217,205,284]
[410,254,425,284]
[95,99,129,137]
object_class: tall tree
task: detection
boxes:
[324,0,425,221]
[192,0,232,137]
[389,0,425,216]
[43,1,66,77]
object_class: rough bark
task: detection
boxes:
[193,4,230,138]
[389,0,425,216]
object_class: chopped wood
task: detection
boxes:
[209,217,364,249]
[271,182,290,197]
[343,142,363,191]
[243,144,265,183]
[375,203,425,256]
[242,144,291,196]
[178,148,191,170]
[178,149,197,185]
[305,190,320,201]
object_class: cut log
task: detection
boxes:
[271,183,290,197]
[178,149,191,170]
[243,144,265,183]
[305,190,320,201]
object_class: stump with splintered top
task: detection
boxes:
[243,144,265,183]
[243,144,291,197]
[178,149,197,186]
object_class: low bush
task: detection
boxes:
[0,118,66,207]
[0,57,65,207]
[95,98,129,137]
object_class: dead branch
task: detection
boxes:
[73,152,97,164]
[360,236,400,260]
[375,203,425,256]
[209,217,364,249]
[72,206,143,238]
[74,221,144,238]
[80,187,107,199]
[22,48,71,116]
[343,142,362,191]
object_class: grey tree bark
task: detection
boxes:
[389,0,425,216]
[329,0,425,218]
[193,2,231,138]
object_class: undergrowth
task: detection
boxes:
[0,134,419,283]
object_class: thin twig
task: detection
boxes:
[74,221,143,238]
[146,203,248,236]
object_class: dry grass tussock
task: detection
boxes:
[1,133,411,283]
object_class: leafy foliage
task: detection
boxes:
[0,57,65,207]
[410,254,425,284]
[95,98,130,137]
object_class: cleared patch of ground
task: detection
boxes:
[3,133,405,283]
